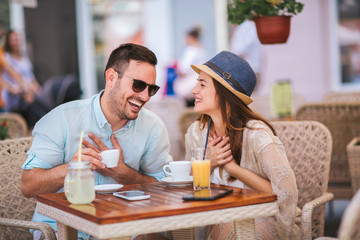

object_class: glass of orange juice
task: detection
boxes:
[191,148,211,191]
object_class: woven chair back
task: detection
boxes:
[0,112,29,139]
[178,110,201,151]
[338,189,360,239]
[250,93,306,120]
[295,102,360,199]
[0,137,34,239]
[272,121,332,238]
[146,98,185,161]
[347,137,360,195]
[322,92,360,103]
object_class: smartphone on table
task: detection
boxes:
[113,190,150,201]
[182,188,233,201]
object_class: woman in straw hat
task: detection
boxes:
[185,51,300,239]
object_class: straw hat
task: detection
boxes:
[191,51,256,105]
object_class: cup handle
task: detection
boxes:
[163,165,172,176]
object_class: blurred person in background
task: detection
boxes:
[230,20,263,93]
[174,25,207,107]
[2,30,41,115]
[0,24,26,112]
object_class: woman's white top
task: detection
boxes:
[185,120,301,239]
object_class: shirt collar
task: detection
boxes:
[93,90,108,129]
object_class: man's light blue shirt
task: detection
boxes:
[22,92,172,239]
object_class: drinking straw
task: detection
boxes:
[203,118,212,159]
[78,131,84,161]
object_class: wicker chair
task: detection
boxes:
[146,97,186,161]
[295,102,360,199]
[316,189,360,240]
[347,137,360,195]
[322,92,360,103]
[0,112,29,138]
[272,121,334,239]
[250,93,306,120]
[337,189,360,239]
[0,137,56,240]
[178,109,201,151]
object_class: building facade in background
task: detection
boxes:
[7,0,360,102]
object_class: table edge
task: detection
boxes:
[37,201,277,239]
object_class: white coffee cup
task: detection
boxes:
[100,149,120,168]
[163,161,191,181]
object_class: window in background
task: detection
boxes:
[338,0,360,85]
[89,0,144,91]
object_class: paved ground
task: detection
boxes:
[323,199,350,237]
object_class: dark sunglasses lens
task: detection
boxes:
[148,86,160,96]
[132,80,147,92]
[132,79,159,96]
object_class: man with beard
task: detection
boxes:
[21,43,172,240]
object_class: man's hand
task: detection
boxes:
[70,147,105,170]
[82,133,154,185]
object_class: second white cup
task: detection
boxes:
[100,149,120,168]
[163,161,191,181]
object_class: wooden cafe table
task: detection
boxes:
[36,182,277,240]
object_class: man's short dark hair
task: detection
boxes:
[104,43,157,76]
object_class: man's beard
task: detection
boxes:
[108,90,139,121]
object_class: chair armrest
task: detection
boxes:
[301,192,334,240]
[0,217,56,240]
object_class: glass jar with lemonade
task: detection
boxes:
[64,161,95,204]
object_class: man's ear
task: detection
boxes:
[105,68,118,88]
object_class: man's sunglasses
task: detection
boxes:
[116,70,160,97]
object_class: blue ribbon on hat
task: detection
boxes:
[204,62,246,95]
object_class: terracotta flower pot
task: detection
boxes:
[254,16,291,44]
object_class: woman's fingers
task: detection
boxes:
[216,136,230,149]
[207,136,222,147]
[210,132,218,139]
[212,137,230,156]
[220,142,231,153]
[217,154,233,165]
[217,149,232,160]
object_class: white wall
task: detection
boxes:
[14,0,343,103]
[10,3,26,53]
[257,0,333,102]
[144,0,217,100]
[172,0,217,58]
[143,0,174,100]
[76,0,97,98]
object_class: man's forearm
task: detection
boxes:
[21,164,69,198]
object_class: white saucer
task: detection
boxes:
[95,184,124,193]
[162,176,193,186]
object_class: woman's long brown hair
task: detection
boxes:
[199,79,276,181]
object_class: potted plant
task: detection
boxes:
[0,120,9,140]
[227,0,304,44]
